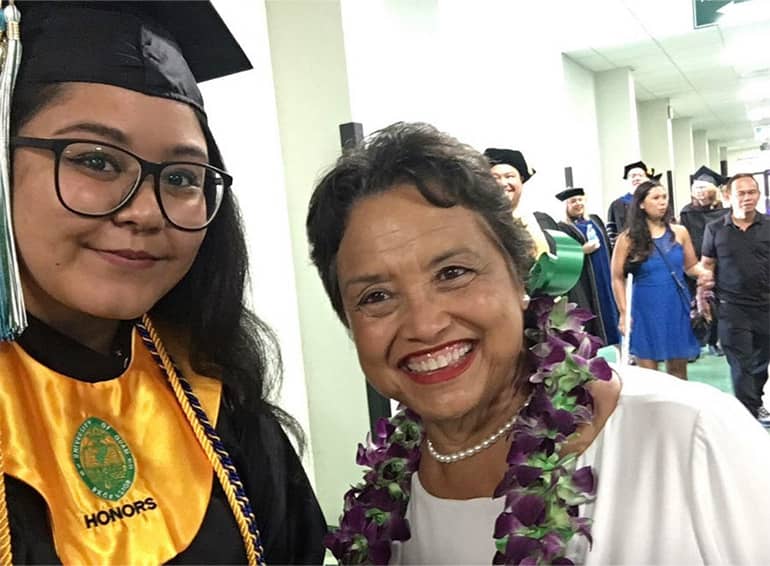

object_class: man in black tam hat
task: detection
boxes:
[483,148,533,210]
[0,3,325,565]
[483,147,559,259]
[680,166,729,355]
[606,160,651,249]
[556,188,620,346]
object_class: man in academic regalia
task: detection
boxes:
[606,161,651,249]
[680,165,730,355]
[483,148,559,258]
[557,188,620,346]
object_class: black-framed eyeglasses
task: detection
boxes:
[11,136,232,231]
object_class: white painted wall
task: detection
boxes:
[340,0,605,221]
[201,1,315,478]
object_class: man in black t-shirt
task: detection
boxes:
[702,174,770,424]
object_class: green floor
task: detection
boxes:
[598,346,733,393]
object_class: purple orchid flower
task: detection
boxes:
[588,357,612,381]
[494,512,525,538]
[571,466,596,495]
[504,535,543,564]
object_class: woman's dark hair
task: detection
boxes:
[306,121,534,326]
[12,83,304,449]
[624,180,673,267]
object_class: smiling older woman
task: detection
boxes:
[307,122,770,565]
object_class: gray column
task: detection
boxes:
[693,129,708,168]
[596,68,641,211]
[267,0,370,520]
[672,117,695,212]
[638,99,673,178]
[708,139,721,171]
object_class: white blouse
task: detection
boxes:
[390,365,770,565]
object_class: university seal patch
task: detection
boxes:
[72,417,136,501]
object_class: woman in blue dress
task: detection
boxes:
[610,181,712,379]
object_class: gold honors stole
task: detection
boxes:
[0,330,223,565]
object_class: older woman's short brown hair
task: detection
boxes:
[306,121,534,326]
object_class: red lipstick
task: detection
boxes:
[399,341,477,385]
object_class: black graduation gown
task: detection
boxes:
[3,317,327,565]
[531,211,562,255]
[679,202,729,258]
[558,215,616,344]
[606,197,630,250]
[533,211,560,232]
[679,204,729,347]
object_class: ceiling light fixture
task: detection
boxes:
[748,106,770,122]
[739,79,770,102]
[721,38,770,70]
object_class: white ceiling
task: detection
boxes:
[557,0,770,151]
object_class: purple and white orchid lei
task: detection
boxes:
[325,296,613,565]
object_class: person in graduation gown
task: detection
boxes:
[483,148,559,259]
[606,161,651,249]
[679,166,729,355]
[0,2,325,564]
[556,188,620,346]
[680,166,729,255]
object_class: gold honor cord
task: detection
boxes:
[139,315,263,566]
[0,423,11,566]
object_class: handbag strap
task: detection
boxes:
[651,236,692,313]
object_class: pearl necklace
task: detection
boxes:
[426,413,518,464]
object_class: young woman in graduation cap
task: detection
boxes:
[0,2,325,564]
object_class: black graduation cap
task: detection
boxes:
[691,165,724,187]
[483,148,536,182]
[555,187,585,201]
[622,161,649,179]
[15,1,253,114]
